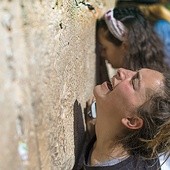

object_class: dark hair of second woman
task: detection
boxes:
[97,7,168,71]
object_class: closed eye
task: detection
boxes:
[131,71,140,90]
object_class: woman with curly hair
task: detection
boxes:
[96,7,168,72]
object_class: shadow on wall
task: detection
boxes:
[73,100,86,170]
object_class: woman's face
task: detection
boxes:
[94,68,164,119]
[98,28,126,68]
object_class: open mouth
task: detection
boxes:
[107,81,113,91]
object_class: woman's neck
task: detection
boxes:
[90,117,129,166]
[91,108,128,165]
[90,138,128,166]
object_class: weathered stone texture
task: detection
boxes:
[0,0,39,170]
[0,0,115,169]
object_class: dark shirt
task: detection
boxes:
[83,137,161,170]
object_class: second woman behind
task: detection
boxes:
[97,7,168,72]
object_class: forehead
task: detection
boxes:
[140,68,164,95]
[141,69,163,83]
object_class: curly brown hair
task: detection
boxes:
[97,7,169,71]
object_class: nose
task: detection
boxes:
[117,68,136,80]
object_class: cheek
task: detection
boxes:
[116,85,136,105]
[119,88,130,101]
[105,50,116,64]
[118,85,143,110]
[101,49,107,58]
[118,83,131,94]
[107,50,115,58]
[107,48,124,66]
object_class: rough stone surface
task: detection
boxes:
[0,0,115,169]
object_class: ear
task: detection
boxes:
[121,116,143,130]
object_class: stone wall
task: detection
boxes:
[0,0,115,169]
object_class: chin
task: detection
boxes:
[94,84,109,99]
[93,85,104,98]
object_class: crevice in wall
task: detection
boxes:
[80,1,95,11]
[75,0,95,11]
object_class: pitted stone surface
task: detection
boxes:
[0,0,115,169]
